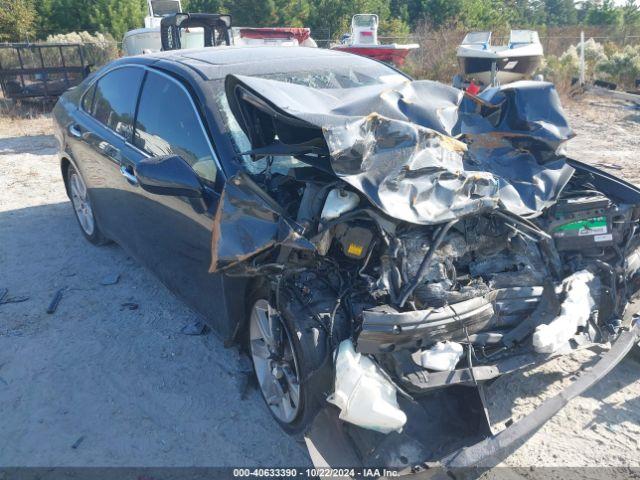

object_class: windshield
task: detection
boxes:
[150,0,181,16]
[353,14,378,27]
[213,62,407,175]
[463,31,491,45]
[509,30,539,45]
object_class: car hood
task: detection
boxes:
[224,75,575,225]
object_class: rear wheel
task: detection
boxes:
[66,165,109,245]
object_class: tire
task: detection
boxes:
[629,342,640,363]
[65,164,110,245]
[247,278,342,434]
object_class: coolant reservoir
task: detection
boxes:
[320,188,359,221]
[412,341,463,371]
[327,340,406,434]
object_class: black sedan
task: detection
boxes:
[54,46,640,473]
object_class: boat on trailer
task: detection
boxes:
[456,30,543,87]
[331,14,418,67]
[123,0,315,55]
[123,0,230,55]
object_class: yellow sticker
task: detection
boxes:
[347,243,363,256]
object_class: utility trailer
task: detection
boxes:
[0,43,89,100]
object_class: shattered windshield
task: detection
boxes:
[213,63,406,174]
[215,88,301,175]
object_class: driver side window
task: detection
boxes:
[134,71,217,183]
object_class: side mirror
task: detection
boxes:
[135,155,203,198]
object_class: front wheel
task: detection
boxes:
[629,342,640,363]
[66,165,109,245]
[247,277,342,434]
[249,298,303,429]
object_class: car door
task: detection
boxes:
[66,66,147,243]
[123,69,230,329]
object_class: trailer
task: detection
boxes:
[0,43,89,100]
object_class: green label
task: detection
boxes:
[554,216,607,233]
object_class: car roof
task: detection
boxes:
[133,45,362,80]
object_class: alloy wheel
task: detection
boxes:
[249,299,301,424]
[69,171,95,236]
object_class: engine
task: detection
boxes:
[288,176,640,360]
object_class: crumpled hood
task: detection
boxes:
[225,75,575,225]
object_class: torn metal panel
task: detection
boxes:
[225,75,575,225]
[208,172,314,273]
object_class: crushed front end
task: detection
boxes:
[212,75,640,473]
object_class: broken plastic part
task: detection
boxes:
[320,188,359,222]
[327,340,407,434]
[411,341,464,371]
[532,270,597,353]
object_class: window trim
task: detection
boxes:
[78,63,222,182]
[81,82,97,115]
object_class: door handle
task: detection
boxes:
[69,124,82,138]
[119,165,139,186]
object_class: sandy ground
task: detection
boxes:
[0,92,639,471]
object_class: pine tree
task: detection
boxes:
[34,0,95,37]
[90,0,146,41]
[544,0,577,26]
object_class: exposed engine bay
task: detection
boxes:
[210,76,640,470]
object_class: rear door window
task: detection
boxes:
[133,71,217,183]
[91,67,145,140]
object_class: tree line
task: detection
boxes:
[1,0,640,43]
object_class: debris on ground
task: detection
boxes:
[70,435,85,449]
[0,288,29,306]
[179,320,208,336]
[100,273,120,286]
[46,288,65,314]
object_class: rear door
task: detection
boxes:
[67,66,146,243]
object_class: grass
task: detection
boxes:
[0,93,55,138]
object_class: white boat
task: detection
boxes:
[123,0,207,55]
[123,0,310,55]
[332,14,418,67]
[456,30,543,86]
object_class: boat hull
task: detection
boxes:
[457,54,542,85]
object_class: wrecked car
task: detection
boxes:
[53,46,640,474]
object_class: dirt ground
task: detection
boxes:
[1,91,639,471]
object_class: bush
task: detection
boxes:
[558,38,608,78]
[541,38,640,91]
[597,45,640,88]
[403,21,464,82]
[45,31,119,68]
